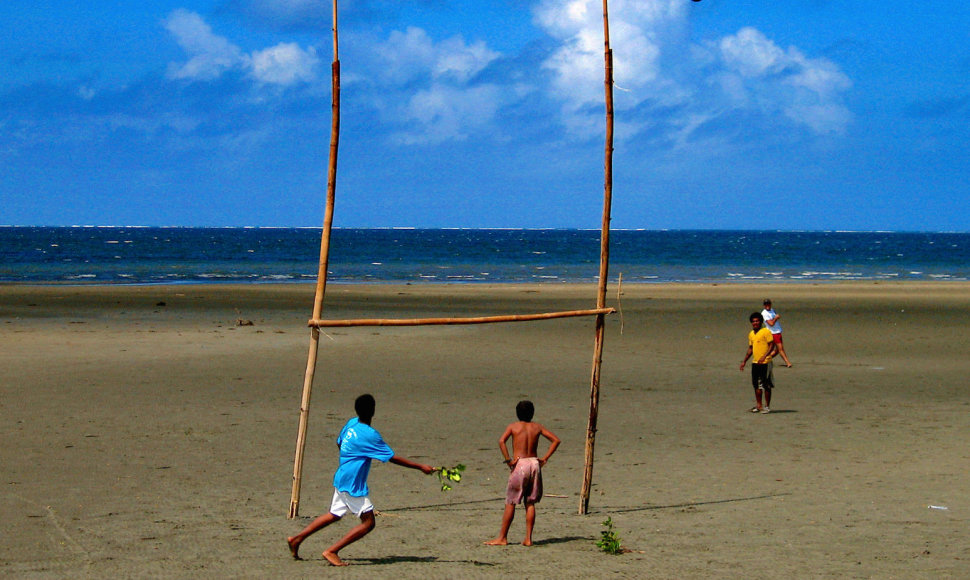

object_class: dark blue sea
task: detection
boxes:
[2,227,969,285]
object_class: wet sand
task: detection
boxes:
[1,282,968,578]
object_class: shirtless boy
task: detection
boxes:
[485,400,561,547]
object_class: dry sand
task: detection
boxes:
[1,282,968,578]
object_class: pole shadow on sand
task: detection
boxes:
[382,496,506,512]
[336,556,500,567]
[595,492,792,514]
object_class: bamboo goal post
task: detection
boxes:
[579,0,615,516]
[289,0,341,520]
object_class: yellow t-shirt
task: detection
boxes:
[748,327,774,362]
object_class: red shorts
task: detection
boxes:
[771,333,783,344]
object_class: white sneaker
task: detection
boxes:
[760,407,771,414]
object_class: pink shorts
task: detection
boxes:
[506,457,543,505]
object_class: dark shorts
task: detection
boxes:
[751,363,774,391]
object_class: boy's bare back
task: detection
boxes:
[501,421,560,466]
[486,401,561,547]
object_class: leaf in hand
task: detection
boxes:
[434,464,466,492]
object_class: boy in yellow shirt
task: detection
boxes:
[739,312,778,413]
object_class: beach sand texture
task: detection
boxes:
[2,282,968,578]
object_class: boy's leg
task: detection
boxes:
[751,366,766,410]
[484,503,516,545]
[777,339,792,366]
[750,368,761,410]
[762,363,774,411]
[523,503,536,546]
[287,512,341,559]
[322,510,376,566]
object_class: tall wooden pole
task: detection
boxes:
[289,0,341,519]
[580,0,614,515]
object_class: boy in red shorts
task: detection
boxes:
[761,299,792,367]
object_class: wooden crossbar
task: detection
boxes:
[308,307,615,327]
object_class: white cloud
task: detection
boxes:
[374,27,437,85]
[536,0,687,113]
[717,28,852,134]
[165,10,245,81]
[165,10,319,86]
[393,84,507,145]
[787,56,853,99]
[375,27,499,85]
[78,86,96,100]
[250,43,320,85]
[368,26,504,144]
[718,27,787,78]
[434,36,499,83]
[533,1,852,140]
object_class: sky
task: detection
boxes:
[1,0,968,230]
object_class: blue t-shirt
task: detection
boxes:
[332,417,395,497]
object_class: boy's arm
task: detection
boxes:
[390,455,435,474]
[762,341,779,363]
[740,344,753,370]
[498,425,514,468]
[538,425,561,466]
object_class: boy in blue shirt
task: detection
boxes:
[287,394,434,566]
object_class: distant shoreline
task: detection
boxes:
[3,225,970,234]
[5,278,970,290]
[4,279,970,290]
[5,228,969,285]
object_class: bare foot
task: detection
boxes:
[484,538,508,546]
[286,537,302,560]
[322,551,348,567]
[522,539,533,547]
[786,363,793,367]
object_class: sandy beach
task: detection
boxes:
[2,282,968,578]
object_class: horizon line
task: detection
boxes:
[2,225,970,235]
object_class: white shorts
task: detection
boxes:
[329,488,375,518]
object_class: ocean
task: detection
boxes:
[2,227,969,285]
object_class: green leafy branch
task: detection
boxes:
[434,464,466,492]
[596,516,623,555]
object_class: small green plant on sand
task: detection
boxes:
[596,517,623,555]
[434,464,466,491]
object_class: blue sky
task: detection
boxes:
[2,1,968,230]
